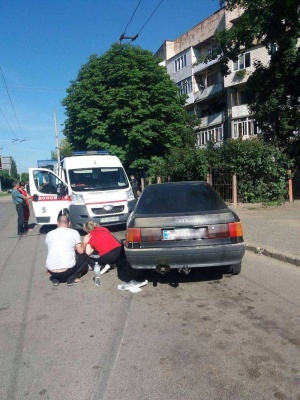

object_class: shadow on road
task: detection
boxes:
[116,250,226,287]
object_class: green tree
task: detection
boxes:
[216,0,300,149]
[51,138,73,159]
[217,138,292,202]
[20,172,29,183]
[0,170,13,190]
[11,158,18,180]
[62,43,195,171]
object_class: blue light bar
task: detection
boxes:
[73,150,110,156]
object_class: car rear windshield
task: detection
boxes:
[135,182,227,214]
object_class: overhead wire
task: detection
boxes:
[0,106,19,139]
[137,0,165,36]
[0,65,26,141]
[119,0,165,42]
[121,0,143,37]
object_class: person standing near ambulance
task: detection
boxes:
[18,181,31,233]
[11,181,26,236]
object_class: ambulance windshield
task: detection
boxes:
[69,167,129,192]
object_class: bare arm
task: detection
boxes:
[75,233,91,254]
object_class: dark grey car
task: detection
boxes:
[124,181,245,277]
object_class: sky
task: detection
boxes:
[0,0,221,174]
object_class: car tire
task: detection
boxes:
[228,262,242,275]
[126,261,143,280]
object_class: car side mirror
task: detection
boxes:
[57,183,68,196]
[33,194,38,202]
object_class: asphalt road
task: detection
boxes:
[0,198,299,400]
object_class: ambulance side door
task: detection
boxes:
[29,168,70,225]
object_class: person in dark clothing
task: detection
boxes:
[11,181,26,236]
[18,181,31,232]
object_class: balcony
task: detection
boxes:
[194,82,223,101]
[198,111,225,129]
[231,105,250,118]
[193,57,219,74]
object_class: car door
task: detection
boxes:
[29,168,71,225]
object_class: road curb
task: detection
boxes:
[246,244,300,267]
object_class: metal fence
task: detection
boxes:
[209,167,234,203]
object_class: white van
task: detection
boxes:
[29,151,136,229]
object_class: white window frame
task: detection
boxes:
[232,117,260,138]
[233,52,251,71]
[197,125,223,146]
[177,77,192,95]
[174,54,187,72]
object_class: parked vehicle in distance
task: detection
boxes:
[29,151,136,229]
[124,181,245,278]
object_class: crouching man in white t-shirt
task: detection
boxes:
[45,214,91,286]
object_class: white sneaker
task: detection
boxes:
[100,264,110,275]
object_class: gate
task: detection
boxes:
[209,167,233,203]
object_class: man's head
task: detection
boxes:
[57,214,70,227]
[20,181,25,188]
[13,181,20,189]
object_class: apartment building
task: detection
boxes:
[155,6,268,147]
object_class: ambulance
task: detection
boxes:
[29,151,136,229]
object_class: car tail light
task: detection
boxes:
[126,228,141,243]
[228,222,243,238]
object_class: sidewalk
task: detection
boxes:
[229,201,300,267]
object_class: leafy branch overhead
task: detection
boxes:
[62,43,195,171]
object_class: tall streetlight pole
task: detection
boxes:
[53,109,60,163]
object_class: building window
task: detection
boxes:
[207,45,217,57]
[233,52,251,71]
[174,54,187,72]
[177,77,192,95]
[197,125,223,146]
[232,117,260,138]
[207,72,219,87]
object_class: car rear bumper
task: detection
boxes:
[125,242,245,269]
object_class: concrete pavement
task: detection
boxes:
[229,200,300,267]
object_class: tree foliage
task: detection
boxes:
[51,138,73,160]
[217,138,292,202]
[216,0,300,149]
[150,138,292,203]
[62,43,195,171]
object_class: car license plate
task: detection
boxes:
[162,228,206,240]
[100,216,119,223]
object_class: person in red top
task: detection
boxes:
[19,181,31,233]
[83,221,122,274]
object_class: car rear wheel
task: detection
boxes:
[228,262,242,275]
[126,261,143,280]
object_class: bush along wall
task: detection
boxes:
[216,138,293,203]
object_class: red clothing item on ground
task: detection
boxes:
[88,227,121,256]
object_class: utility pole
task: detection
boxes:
[53,109,60,163]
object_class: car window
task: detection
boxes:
[135,183,227,214]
